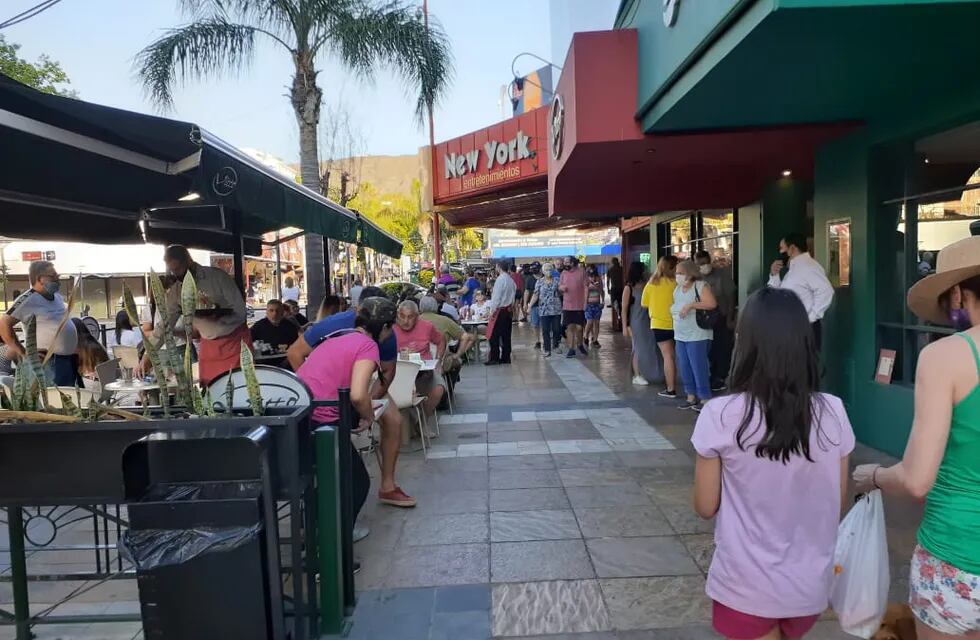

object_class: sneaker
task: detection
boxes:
[567,349,576,358]
[534,342,542,350]
[657,389,677,398]
[678,400,699,410]
[578,345,588,356]
[691,403,704,414]
[711,383,727,392]
[353,560,362,575]
[543,351,552,358]
[352,526,370,543]
[378,486,417,508]
[593,341,601,349]
[632,376,649,386]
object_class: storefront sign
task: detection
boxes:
[432,106,550,204]
[875,349,896,384]
[550,95,565,161]
[444,131,534,180]
[21,251,42,262]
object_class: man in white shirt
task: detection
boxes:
[487,261,517,365]
[0,260,79,385]
[768,232,834,349]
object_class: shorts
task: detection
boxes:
[562,310,585,328]
[529,306,540,327]
[416,369,447,397]
[585,303,603,321]
[712,601,819,640]
[652,329,675,343]
[910,544,980,635]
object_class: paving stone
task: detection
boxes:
[409,490,488,515]
[586,536,701,578]
[552,452,625,469]
[491,580,611,637]
[574,506,674,538]
[491,540,594,582]
[600,576,711,630]
[490,509,581,542]
[401,513,488,546]
[566,484,651,509]
[385,543,489,588]
[644,484,714,535]
[540,420,603,440]
[490,468,562,490]
[488,429,545,443]
[616,450,693,468]
[433,583,491,613]
[490,488,569,512]
[429,611,492,640]
[680,534,715,574]
[559,468,635,487]
[488,454,556,470]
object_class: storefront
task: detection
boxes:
[544,1,980,455]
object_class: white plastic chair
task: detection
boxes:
[44,387,98,409]
[389,360,431,457]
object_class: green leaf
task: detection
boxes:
[240,342,263,416]
[0,35,77,97]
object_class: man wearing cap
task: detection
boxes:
[433,285,460,322]
[287,286,416,508]
[143,245,249,386]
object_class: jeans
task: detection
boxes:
[488,307,513,362]
[676,339,712,401]
[540,315,562,353]
[44,354,80,387]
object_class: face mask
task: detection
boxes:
[551,270,560,279]
[699,265,711,275]
[779,252,790,263]
[675,275,687,286]
[42,280,60,296]
[950,308,973,331]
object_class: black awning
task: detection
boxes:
[0,73,401,257]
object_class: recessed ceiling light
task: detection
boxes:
[178,192,201,202]
[924,158,930,164]
[646,148,656,154]
[781,170,792,177]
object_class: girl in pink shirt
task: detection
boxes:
[692,288,855,640]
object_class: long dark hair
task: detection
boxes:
[114,310,133,345]
[729,288,826,463]
[626,262,646,288]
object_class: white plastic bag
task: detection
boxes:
[829,490,890,638]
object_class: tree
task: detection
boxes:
[137,0,453,303]
[0,35,76,97]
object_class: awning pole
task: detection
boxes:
[275,231,283,299]
[345,244,352,299]
[228,207,246,292]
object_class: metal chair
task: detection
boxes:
[388,360,431,457]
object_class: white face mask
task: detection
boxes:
[675,275,687,286]
[699,265,711,275]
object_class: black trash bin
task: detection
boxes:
[120,427,285,640]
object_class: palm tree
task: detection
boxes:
[137,0,453,301]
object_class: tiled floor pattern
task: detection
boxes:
[0,323,926,639]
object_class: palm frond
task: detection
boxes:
[136,18,261,108]
[320,1,453,122]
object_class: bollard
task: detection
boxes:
[314,425,344,635]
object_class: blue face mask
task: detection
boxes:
[950,308,973,331]
[551,270,560,279]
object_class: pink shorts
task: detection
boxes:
[713,601,820,639]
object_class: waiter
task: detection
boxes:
[141,245,249,385]
[486,261,517,365]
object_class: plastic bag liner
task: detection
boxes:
[829,490,890,639]
[119,525,262,571]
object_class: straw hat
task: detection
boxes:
[907,235,980,325]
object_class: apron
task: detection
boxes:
[198,324,252,386]
[486,308,501,338]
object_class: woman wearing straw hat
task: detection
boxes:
[854,234,980,638]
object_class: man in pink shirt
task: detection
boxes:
[394,300,447,422]
[559,255,589,357]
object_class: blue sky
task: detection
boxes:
[4,1,615,162]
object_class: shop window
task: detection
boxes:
[876,126,980,383]
[660,209,738,276]
[827,219,851,288]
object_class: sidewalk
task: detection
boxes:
[346,322,923,640]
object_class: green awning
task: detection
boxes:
[358,215,403,259]
[0,73,400,257]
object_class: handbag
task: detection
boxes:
[694,283,721,330]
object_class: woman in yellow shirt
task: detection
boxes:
[642,256,679,397]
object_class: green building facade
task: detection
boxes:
[617,0,980,455]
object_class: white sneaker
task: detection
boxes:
[632,376,649,386]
